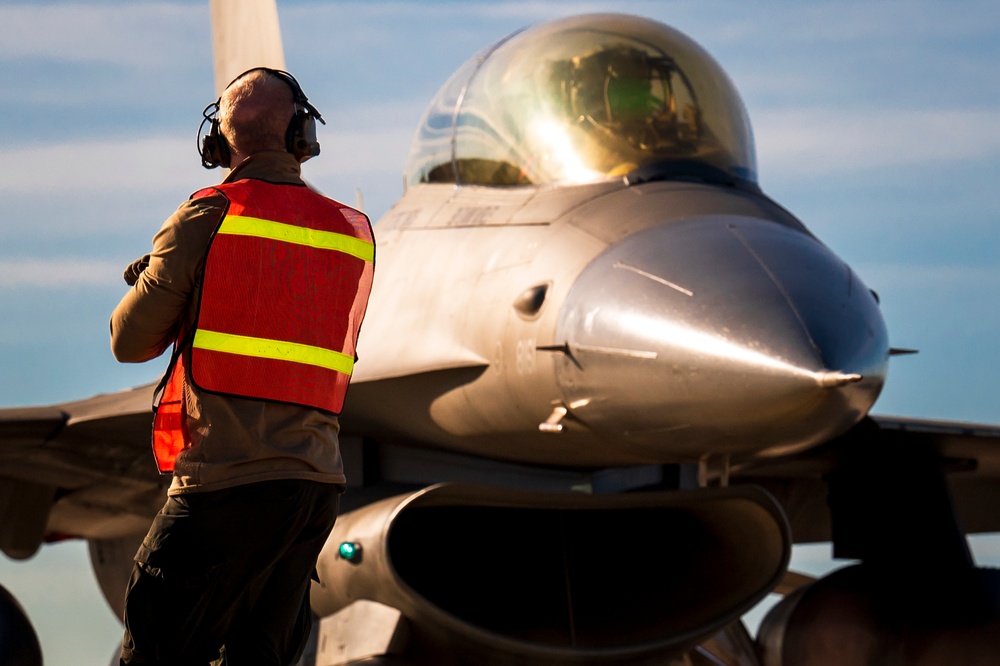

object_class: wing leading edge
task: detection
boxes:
[732,414,1000,546]
[0,384,166,559]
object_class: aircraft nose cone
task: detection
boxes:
[554,216,889,458]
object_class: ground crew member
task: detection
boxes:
[111,67,374,665]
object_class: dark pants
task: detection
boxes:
[119,479,341,666]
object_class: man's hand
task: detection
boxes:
[123,254,151,286]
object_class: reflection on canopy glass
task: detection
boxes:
[405,14,757,187]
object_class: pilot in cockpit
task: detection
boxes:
[548,44,703,177]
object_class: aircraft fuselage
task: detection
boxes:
[346,176,889,469]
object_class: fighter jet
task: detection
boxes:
[2,2,999,665]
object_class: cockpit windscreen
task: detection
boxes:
[405,14,757,188]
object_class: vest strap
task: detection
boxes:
[192,329,355,374]
[219,215,374,261]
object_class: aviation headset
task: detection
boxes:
[198,67,326,169]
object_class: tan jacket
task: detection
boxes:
[111,152,346,495]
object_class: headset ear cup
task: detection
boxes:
[286,111,320,162]
[200,118,231,169]
[216,125,231,167]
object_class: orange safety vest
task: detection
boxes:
[151,179,375,473]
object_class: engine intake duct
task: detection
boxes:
[314,483,790,664]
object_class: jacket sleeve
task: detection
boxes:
[110,195,227,363]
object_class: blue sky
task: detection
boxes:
[1,1,999,663]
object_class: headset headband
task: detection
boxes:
[198,67,326,169]
[224,67,325,124]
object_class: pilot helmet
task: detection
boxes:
[554,44,702,157]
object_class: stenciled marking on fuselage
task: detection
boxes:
[515,338,537,375]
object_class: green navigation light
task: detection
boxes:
[339,541,363,563]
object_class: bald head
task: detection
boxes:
[218,69,295,165]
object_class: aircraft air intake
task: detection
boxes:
[310,483,790,665]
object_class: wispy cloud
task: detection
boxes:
[0,4,204,66]
[702,0,999,44]
[858,262,1000,289]
[284,1,669,23]
[0,124,410,199]
[0,137,203,196]
[0,257,121,288]
[756,108,1000,179]
[309,128,413,176]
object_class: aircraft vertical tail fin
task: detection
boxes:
[209,0,286,96]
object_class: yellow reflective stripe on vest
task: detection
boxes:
[218,215,375,262]
[192,329,355,375]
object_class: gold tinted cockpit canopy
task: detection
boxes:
[405,13,757,188]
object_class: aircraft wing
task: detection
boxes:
[4,386,995,560]
[0,385,167,560]
[731,414,1000,545]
